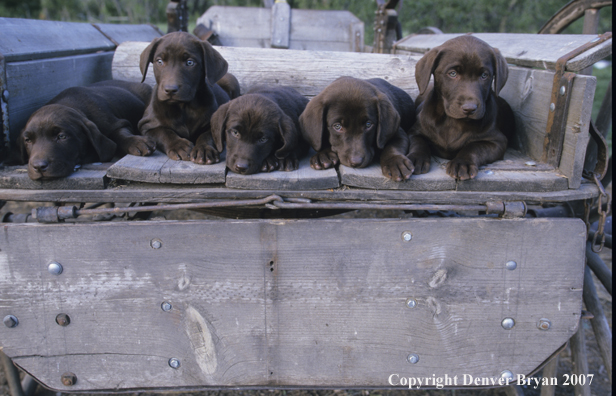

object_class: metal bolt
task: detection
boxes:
[501,317,515,330]
[161,302,172,312]
[406,298,417,308]
[505,261,517,270]
[151,239,162,249]
[407,353,419,364]
[559,86,566,96]
[537,318,551,331]
[56,313,70,327]
[168,358,181,369]
[48,261,63,275]
[500,370,514,382]
[484,170,494,175]
[401,231,412,242]
[61,372,77,386]
[3,315,18,328]
[549,103,555,112]
[525,161,536,166]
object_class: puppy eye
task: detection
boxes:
[481,71,490,80]
[332,123,342,132]
[448,70,457,78]
[23,137,32,144]
[365,121,373,129]
[57,133,67,140]
[186,59,195,66]
[258,137,268,144]
[229,129,240,138]
[156,59,164,66]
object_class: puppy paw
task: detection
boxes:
[261,155,279,172]
[407,153,431,174]
[446,158,479,180]
[382,155,414,182]
[123,135,156,157]
[167,138,194,161]
[190,144,219,165]
[310,149,339,170]
[278,155,299,171]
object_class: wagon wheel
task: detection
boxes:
[538,0,612,34]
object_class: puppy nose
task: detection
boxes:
[234,161,249,173]
[461,103,478,115]
[31,159,49,172]
[349,155,365,167]
[164,85,179,95]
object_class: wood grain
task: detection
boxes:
[92,23,162,46]
[0,163,109,190]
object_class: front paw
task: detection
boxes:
[122,135,156,157]
[382,155,414,182]
[261,155,279,172]
[407,152,431,174]
[310,149,339,170]
[167,138,194,161]
[446,157,479,180]
[190,144,219,165]
[278,154,299,171]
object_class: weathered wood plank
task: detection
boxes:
[0,17,115,62]
[0,218,585,390]
[6,53,114,144]
[106,150,226,184]
[92,23,162,45]
[0,163,109,190]
[394,33,612,72]
[226,156,339,190]
[270,1,290,49]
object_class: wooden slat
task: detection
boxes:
[270,2,290,49]
[0,17,115,62]
[0,163,109,190]
[92,23,162,45]
[394,33,612,72]
[6,53,114,144]
[225,156,339,190]
[106,150,226,184]
[0,218,585,390]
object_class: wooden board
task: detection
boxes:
[225,156,339,190]
[92,23,162,46]
[0,218,585,390]
[394,33,612,72]
[0,163,109,190]
[106,150,226,184]
[0,17,115,62]
[5,53,114,144]
[196,6,364,52]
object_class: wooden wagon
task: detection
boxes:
[0,3,612,395]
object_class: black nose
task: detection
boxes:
[31,159,49,173]
[461,103,478,115]
[234,162,249,173]
[164,85,179,95]
[349,155,365,168]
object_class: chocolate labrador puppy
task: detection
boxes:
[138,31,234,164]
[408,35,515,180]
[299,77,415,182]
[211,85,309,175]
[19,80,154,180]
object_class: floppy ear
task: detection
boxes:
[415,47,441,95]
[74,113,117,162]
[491,47,509,96]
[139,37,162,83]
[275,113,298,159]
[299,96,327,151]
[200,41,228,85]
[376,92,401,149]
[210,102,230,153]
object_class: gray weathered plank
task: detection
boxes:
[6,53,114,144]
[0,163,108,190]
[270,1,290,49]
[225,156,339,190]
[0,218,585,390]
[394,33,612,72]
[0,17,115,62]
[92,23,162,45]
[106,150,226,184]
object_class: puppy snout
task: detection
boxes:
[461,103,478,115]
[349,155,365,168]
[31,159,49,173]
[164,84,180,96]
[234,161,250,173]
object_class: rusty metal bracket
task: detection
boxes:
[372,0,400,54]
[542,32,612,167]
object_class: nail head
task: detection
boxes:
[549,103,555,112]
[56,313,70,327]
[500,370,514,381]
[401,231,412,242]
[537,318,551,331]
[151,239,162,249]
[48,261,63,275]
[407,353,419,364]
[161,302,172,312]
[3,315,18,328]
[559,86,566,96]
[501,317,515,330]
[406,298,417,308]
[505,261,517,270]
[169,358,181,369]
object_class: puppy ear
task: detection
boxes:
[299,96,326,151]
[76,114,117,162]
[275,113,298,159]
[139,37,162,83]
[200,41,229,86]
[210,101,229,153]
[415,47,441,95]
[376,92,401,149]
[492,47,509,96]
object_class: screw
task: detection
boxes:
[3,315,18,328]
[61,372,77,386]
[406,298,417,308]
[501,317,515,330]
[549,103,555,112]
[161,302,172,312]
[151,239,162,249]
[401,231,412,242]
[407,353,419,364]
[56,313,70,327]
[48,261,63,275]
[500,370,514,382]
[169,358,181,369]
[537,318,551,331]
[505,261,517,270]
[559,86,566,96]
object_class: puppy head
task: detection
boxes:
[300,77,400,168]
[20,104,117,180]
[211,94,296,175]
[415,35,509,120]
[139,32,228,103]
